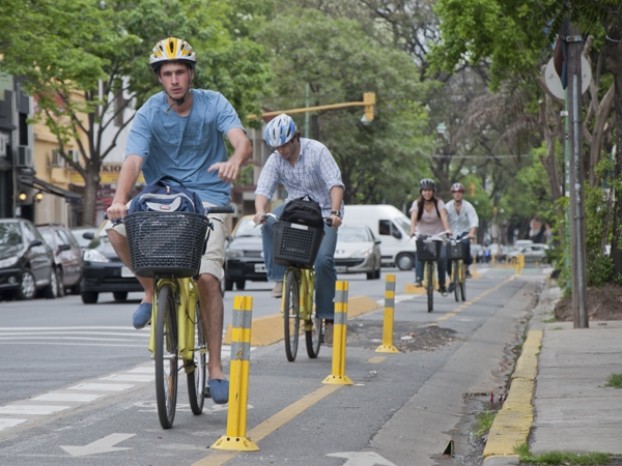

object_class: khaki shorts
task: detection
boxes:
[108,205,228,281]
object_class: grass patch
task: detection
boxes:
[605,373,622,388]
[515,443,612,465]
[473,410,495,437]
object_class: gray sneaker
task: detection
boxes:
[272,281,283,298]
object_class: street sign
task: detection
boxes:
[544,56,591,101]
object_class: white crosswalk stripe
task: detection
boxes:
[0,324,234,434]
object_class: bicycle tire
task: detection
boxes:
[283,269,300,362]
[425,261,434,312]
[459,262,466,302]
[453,260,460,302]
[305,314,322,359]
[155,284,179,429]
[187,295,206,415]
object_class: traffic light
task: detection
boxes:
[363,92,376,123]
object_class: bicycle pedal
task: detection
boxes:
[203,386,211,398]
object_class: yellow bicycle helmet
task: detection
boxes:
[149,37,196,72]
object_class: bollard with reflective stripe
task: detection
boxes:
[323,280,353,385]
[211,295,259,451]
[375,274,400,353]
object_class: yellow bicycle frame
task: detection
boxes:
[281,268,315,323]
[149,277,198,362]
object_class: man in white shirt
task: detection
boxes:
[445,183,479,285]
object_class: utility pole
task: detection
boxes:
[565,19,588,328]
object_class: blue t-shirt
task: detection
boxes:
[125,89,244,205]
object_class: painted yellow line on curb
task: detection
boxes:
[223,295,382,346]
[192,384,342,466]
[482,329,543,459]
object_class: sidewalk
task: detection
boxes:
[483,285,622,466]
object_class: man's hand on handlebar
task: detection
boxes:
[106,201,128,223]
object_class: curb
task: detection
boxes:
[482,327,542,464]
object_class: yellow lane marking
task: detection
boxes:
[192,384,342,466]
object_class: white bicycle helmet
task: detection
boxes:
[264,114,297,148]
[149,37,196,72]
[451,182,465,193]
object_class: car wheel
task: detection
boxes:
[43,268,59,299]
[56,269,65,297]
[81,291,99,304]
[235,279,246,291]
[113,291,128,302]
[396,252,414,271]
[17,270,37,300]
[224,278,234,291]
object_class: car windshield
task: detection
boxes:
[233,218,261,237]
[339,226,370,242]
[0,223,23,247]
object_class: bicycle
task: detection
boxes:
[269,217,328,362]
[124,206,233,429]
[414,232,448,313]
[447,234,468,302]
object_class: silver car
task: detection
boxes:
[334,225,382,279]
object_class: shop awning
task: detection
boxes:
[19,175,82,203]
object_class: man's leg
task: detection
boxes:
[196,214,229,403]
[314,224,338,320]
[261,207,286,296]
[108,226,153,328]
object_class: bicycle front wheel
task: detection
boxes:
[187,295,206,415]
[155,284,179,429]
[283,269,300,362]
[425,261,434,313]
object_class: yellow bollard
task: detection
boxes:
[211,296,259,451]
[376,274,400,353]
[323,280,353,385]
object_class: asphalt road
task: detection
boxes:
[0,264,550,466]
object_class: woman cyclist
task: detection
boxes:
[409,178,451,293]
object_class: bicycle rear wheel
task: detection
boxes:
[155,284,179,429]
[458,262,466,302]
[305,313,322,359]
[425,261,434,312]
[453,260,460,302]
[283,269,300,362]
[187,295,206,415]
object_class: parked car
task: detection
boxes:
[71,227,98,250]
[0,218,58,300]
[80,224,143,304]
[37,223,84,295]
[334,225,382,279]
[224,215,266,291]
[507,240,550,263]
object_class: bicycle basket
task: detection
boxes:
[447,241,465,260]
[125,211,209,277]
[272,221,323,268]
[416,237,441,262]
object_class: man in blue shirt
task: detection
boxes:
[253,114,344,345]
[106,37,252,404]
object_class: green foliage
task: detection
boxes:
[257,7,434,206]
[605,373,622,389]
[514,442,613,465]
[473,410,495,438]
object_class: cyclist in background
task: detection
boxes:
[445,182,479,287]
[253,114,344,345]
[106,37,252,404]
[409,178,451,292]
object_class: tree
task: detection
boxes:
[0,0,270,225]
[257,6,433,207]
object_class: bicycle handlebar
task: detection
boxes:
[205,206,234,214]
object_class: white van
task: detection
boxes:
[343,204,416,270]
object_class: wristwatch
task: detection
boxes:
[330,210,341,218]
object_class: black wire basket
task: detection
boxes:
[416,237,442,262]
[272,221,324,268]
[125,211,209,277]
[447,241,465,260]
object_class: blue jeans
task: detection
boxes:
[261,206,338,320]
[415,243,447,288]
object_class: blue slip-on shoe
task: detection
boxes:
[132,303,152,329]
[207,378,229,404]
